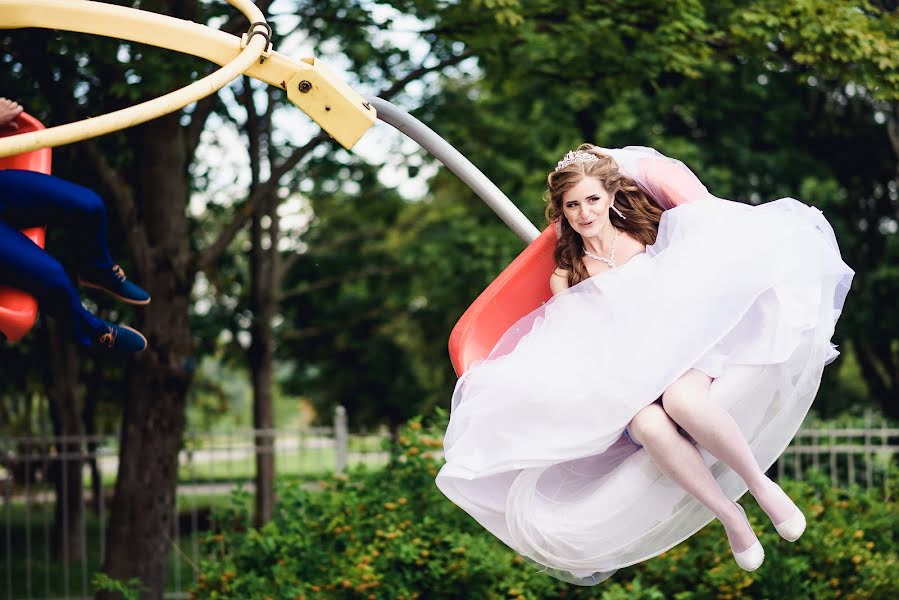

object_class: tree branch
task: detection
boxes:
[886,102,899,161]
[193,45,471,275]
[280,305,389,341]
[184,93,221,158]
[82,141,152,274]
[379,51,474,101]
[191,131,330,275]
[887,102,899,224]
[852,337,895,418]
[279,226,386,277]
[279,265,403,301]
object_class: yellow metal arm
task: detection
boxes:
[0,0,375,156]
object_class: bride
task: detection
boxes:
[435,144,853,584]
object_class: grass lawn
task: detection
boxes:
[87,434,390,487]
[176,443,389,485]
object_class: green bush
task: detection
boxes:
[627,469,898,600]
[191,411,897,600]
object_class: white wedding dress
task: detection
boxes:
[435,147,854,584]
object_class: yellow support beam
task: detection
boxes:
[0,0,376,156]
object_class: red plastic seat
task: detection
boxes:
[0,113,52,342]
[448,226,557,376]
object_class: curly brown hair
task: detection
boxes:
[545,144,664,287]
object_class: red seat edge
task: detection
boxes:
[0,112,51,341]
[449,226,557,376]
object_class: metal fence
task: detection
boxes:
[1,406,386,600]
[776,418,898,496]
[2,412,897,600]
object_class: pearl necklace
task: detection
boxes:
[583,228,620,268]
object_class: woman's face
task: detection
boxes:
[560,177,613,238]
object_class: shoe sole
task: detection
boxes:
[118,324,148,353]
[79,279,151,306]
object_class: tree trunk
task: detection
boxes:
[82,384,104,515]
[853,336,898,420]
[43,315,85,563]
[99,114,195,600]
[249,249,276,526]
[249,207,277,526]
[243,82,278,527]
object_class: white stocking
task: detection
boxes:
[661,369,799,526]
[627,403,758,553]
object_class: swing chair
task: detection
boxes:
[0,112,51,341]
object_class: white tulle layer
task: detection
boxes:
[435,198,853,585]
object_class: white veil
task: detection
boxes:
[597,146,714,208]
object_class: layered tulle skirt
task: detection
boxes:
[435,197,853,584]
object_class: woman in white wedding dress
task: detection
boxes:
[435,144,854,584]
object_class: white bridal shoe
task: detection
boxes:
[774,508,807,542]
[731,503,765,572]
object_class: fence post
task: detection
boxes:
[830,429,838,488]
[335,405,348,474]
[884,419,891,501]
[812,428,819,473]
[3,442,11,600]
[865,410,873,491]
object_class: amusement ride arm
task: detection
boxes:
[368,97,539,244]
[0,1,533,242]
[0,0,375,156]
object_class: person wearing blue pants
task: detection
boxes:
[0,98,149,353]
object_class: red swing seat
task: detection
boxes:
[448,226,557,376]
[0,113,51,342]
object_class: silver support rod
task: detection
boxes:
[368,97,539,244]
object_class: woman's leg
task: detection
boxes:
[0,170,150,305]
[0,169,114,271]
[660,369,799,526]
[0,220,104,345]
[628,403,759,554]
[0,220,147,352]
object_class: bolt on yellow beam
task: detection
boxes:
[0,0,376,156]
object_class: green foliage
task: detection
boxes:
[469,0,524,27]
[729,0,899,100]
[92,572,147,600]
[627,469,899,599]
[187,356,252,430]
[193,414,899,599]
[277,163,432,429]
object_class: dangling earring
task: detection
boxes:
[611,201,626,220]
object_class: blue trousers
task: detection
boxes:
[0,169,114,345]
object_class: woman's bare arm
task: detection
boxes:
[550,268,570,296]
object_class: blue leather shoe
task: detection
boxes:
[97,322,148,354]
[80,264,151,305]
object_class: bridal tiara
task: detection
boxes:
[554,149,599,172]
